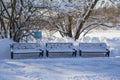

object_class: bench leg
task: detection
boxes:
[39,51,44,57]
[79,50,82,56]
[42,51,44,56]
[105,51,110,57]
[11,52,13,59]
[72,50,77,57]
[46,50,49,57]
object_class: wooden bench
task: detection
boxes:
[10,43,43,59]
[79,43,110,57]
[46,43,77,57]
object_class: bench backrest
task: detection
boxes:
[79,43,107,50]
[11,43,40,50]
[46,43,73,50]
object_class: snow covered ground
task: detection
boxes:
[0,58,120,80]
[0,29,120,80]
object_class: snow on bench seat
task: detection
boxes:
[12,49,41,53]
[46,43,77,57]
[10,43,43,59]
[79,43,110,57]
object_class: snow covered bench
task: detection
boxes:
[79,43,110,57]
[46,43,77,57]
[10,43,43,59]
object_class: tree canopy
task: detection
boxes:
[0,0,120,42]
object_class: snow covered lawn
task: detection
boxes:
[0,29,120,80]
[0,58,120,80]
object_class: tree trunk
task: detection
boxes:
[67,15,73,37]
[74,0,99,40]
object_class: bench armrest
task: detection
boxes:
[10,44,13,52]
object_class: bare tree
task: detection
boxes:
[0,0,119,41]
[45,0,117,40]
[0,0,41,42]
